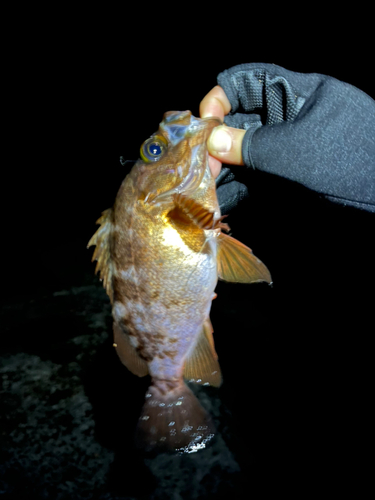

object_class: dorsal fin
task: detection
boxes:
[183,318,222,387]
[217,232,272,284]
[113,322,149,377]
[87,208,114,303]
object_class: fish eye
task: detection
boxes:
[140,135,168,163]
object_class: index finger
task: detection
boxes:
[199,85,231,121]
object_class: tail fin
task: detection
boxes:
[135,379,215,453]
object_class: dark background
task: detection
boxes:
[2,18,373,499]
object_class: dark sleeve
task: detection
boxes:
[217,63,375,212]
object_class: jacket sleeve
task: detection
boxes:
[217,63,375,212]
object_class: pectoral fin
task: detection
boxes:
[87,208,114,303]
[171,194,230,231]
[217,233,272,284]
[183,318,222,387]
[113,322,149,377]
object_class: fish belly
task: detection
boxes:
[112,209,217,380]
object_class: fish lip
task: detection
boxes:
[184,116,222,137]
[159,112,221,146]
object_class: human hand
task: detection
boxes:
[199,86,246,178]
[200,63,375,212]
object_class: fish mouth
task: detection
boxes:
[161,111,221,145]
[146,111,221,204]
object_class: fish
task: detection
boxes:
[88,110,272,453]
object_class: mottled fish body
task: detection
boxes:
[88,111,271,453]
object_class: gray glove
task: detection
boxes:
[216,63,375,212]
[215,167,249,215]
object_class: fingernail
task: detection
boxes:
[208,126,232,153]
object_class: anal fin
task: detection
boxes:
[113,322,149,377]
[183,318,222,387]
[217,233,272,284]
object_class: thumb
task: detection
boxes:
[207,125,246,166]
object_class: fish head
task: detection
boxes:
[133,111,221,205]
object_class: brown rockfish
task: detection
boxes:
[88,111,271,453]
